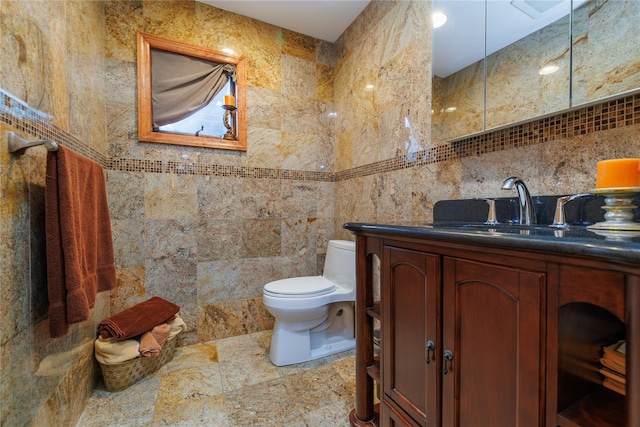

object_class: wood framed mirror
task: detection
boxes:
[137,32,247,151]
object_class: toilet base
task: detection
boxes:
[310,337,355,360]
[268,302,355,366]
[269,329,355,366]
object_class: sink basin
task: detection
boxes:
[460,223,556,231]
[431,222,587,237]
[422,221,640,243]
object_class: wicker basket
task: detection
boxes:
[98,336,178,392]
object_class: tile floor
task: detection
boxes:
[76,330,356,427]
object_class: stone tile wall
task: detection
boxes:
[332,0,640,240]
[1,2,109,426]
[102,0,337,346]
[2,1,640,426]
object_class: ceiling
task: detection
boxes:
[197,0,371,43]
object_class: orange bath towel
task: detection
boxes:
[46,146,117,338]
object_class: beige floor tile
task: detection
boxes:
[302,401,355,427]
[152,394,229,426]
[224,377,302,426]
[281,364,355,414]
[77,331,357,427]
[154,342,219,376]
[329,352,357,390]
[215,333,281,392]
[75,377,161,426]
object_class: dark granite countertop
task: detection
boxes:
[343,222,640,265]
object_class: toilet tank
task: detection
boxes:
[322,240,356,289]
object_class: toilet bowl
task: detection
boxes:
[263,239,356,366]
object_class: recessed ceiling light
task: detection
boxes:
[432,12,448,29]
[365,84,375,91]
[445,107,457,113]
[222,48,235,55]
[327,112,338,117]
[539,65,559,75]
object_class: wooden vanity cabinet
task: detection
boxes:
[348,229,638,427]
[379,243,545,427]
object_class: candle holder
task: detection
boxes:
[222,104,237,141]
[587,187,640,231]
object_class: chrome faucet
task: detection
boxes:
[501,176,536,225]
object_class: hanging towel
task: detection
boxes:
[45,146,117,338]
[97,297,180,341]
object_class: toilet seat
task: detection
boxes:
[264,276,336,298]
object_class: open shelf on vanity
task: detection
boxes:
[557,387,625,427]
[366,356,381,384]
[366,302,381,320]
[555,294,627,427]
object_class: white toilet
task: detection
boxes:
[263,239,356,366]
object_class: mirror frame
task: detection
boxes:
[137,32,247,151]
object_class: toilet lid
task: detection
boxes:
[264,276,336,297]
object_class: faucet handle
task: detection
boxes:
[551,194,590,228]
[481,198,499,225]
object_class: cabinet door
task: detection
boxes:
[442,258,544,427]
[382,246,440,427]
[382,398,422,427]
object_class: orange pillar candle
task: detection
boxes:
[596,158,640,189]
[224,95,235,106]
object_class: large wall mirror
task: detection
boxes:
[137,32,247,151]
[432,0,640,143]
[431,0,485,144]
[571,0,640,106]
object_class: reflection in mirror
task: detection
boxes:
[571,0,640,106]
[485,0,572,130]
[431,0,485,142]
[137,32,247,151]
[432,0,640,144]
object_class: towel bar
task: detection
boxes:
[6,131,58,153]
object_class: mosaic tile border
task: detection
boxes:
[1,90,107,166]
[334,92,640,181]
[454,93,640,156]
[3,89,638,182]
[107,158,333,181]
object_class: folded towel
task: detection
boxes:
[97,297,180,341]
[94,336,140,365]
[603,378,626,396]
[151,323,171,347]
[139,331,161,357]
[168,314,187,338]
[46,146,117,338]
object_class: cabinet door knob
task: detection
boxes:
[426,340,436,364]
[443,349,454,375]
